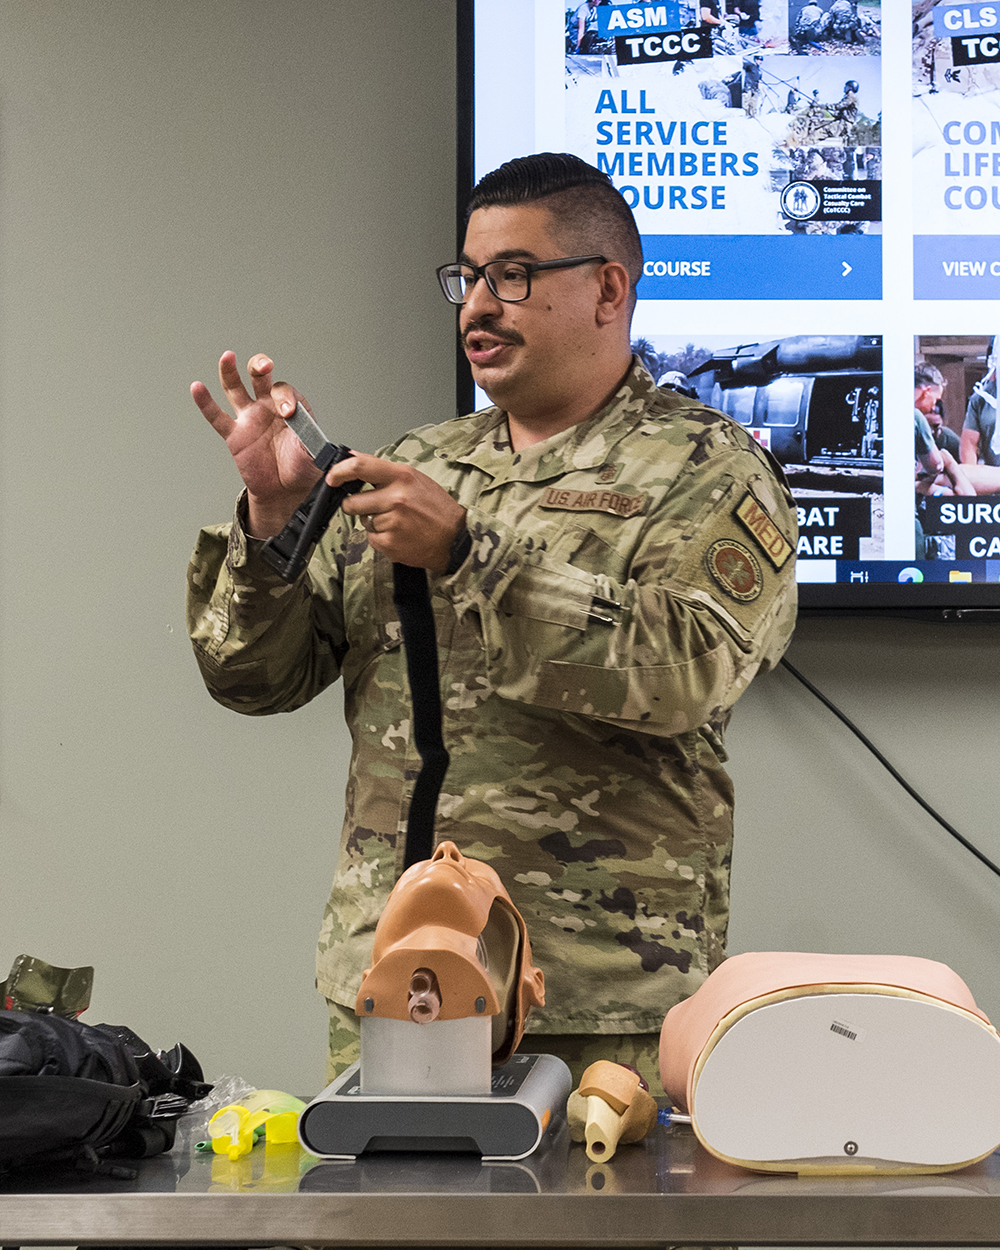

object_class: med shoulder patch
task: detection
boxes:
[735,492,793,570]
[669,473,794,643]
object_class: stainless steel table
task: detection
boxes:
[3,1117,1000,1247]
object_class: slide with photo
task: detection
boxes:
[633,331,883,568]
[914,1,1000,298]
[565,0,882,298]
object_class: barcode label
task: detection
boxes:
[830,1020,859,1042]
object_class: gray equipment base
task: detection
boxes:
[298,1051,572,1162]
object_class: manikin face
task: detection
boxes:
[458,203,607,422]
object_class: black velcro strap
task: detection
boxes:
[392,563,451,869]
[445,526,472,575]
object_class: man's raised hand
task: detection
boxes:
[191,351,321,537]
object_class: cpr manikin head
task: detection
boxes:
[355,841,545,1065]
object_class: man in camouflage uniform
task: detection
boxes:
[828,0,865,45]
[187,153,797,1088]
[790,2,828,52]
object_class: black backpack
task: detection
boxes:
[0,1011,210,1177]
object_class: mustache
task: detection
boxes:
[461,317,525,349]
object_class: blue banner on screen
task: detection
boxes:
[596,3,685,38]
[638,235,881,300]
[913,235,1000,298]
[932,2,1000,37]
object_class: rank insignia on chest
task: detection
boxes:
[734,492,793,569]
[705,539,762,602]
[539,486,647,518]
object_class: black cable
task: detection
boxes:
[780,656,1000,879]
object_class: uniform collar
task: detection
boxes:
[448,357,658,485]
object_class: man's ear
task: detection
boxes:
[594,261,631,325]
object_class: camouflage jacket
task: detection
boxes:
[187,360,797,1035]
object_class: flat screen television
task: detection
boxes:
[457,0,1000,617]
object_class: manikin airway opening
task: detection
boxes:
[407,968,443,1023]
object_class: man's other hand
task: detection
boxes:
[329,454,467,573]
[191,351,321,538]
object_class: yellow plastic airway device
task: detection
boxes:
[208,1090,306,1161]
[659,952,1000,1175]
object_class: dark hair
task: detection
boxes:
[467,153,643,306]
[915,362,945,389]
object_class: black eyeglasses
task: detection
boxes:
[436,255,607,305]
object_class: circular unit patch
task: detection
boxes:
[705,539,762,602]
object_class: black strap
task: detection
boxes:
[392,563,451,869]
[261,466,454,869]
